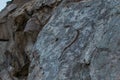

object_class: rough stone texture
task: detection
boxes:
[0,0,120,80]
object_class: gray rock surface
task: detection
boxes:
[0,0,120,80]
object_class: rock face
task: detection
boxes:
[0,0,120,80]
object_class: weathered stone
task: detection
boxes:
[0,0,120,80]
[28,0,120,80]
[0,42,8,71]
[13,0,31,6]
[0,66,16,80]
[0,23,9,41]
[0,4,17,18]
[24,17,40,32]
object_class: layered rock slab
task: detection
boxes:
[28,0,120,80]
